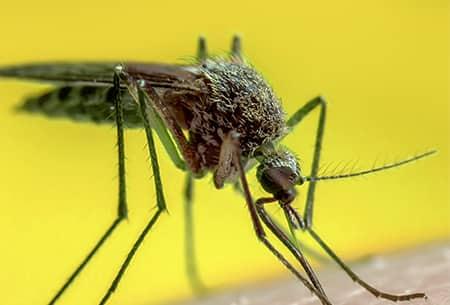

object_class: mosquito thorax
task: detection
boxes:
[255,148,305,203]
[195,59,287,156]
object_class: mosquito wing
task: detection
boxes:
[0,62,120,86]
[0,62,204,92]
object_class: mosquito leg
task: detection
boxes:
[307,227,427,302]
[176,35,210,295]
[269,215,330,265]
[118,67,187,172]
[285,96,327,229]
[98,85,167,305]
[183,173,207,293]
[47,72,128,305]
[197,36,208,62]
[230,35,243,62]
[230,133,331,305]
[287,97,427,301]
[255,199,328,298]
[136,90,187,171]
[134,77,201,173]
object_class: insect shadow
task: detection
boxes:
[0,36,435,305]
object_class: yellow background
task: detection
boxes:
[0,1,448,305]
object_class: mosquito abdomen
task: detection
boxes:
[18,86,143,127]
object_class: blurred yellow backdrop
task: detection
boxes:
[0,1,448,305]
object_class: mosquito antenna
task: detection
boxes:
[306,150,436,182]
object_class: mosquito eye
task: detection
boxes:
[257,166,297,195]
[258,168,282,194]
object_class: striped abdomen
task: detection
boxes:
[19,86,143,128]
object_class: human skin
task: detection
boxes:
[171,242,450,305]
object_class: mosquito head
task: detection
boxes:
[256,147,305,204]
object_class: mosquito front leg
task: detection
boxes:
[307,227,427,302]
[287,97,427,302]
[230,132,331,305]
[286,96,327,228]
[98,84,167,305]
[255,199,328,299]
[47,71,128,305]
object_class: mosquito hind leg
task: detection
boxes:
[307,227,427,301]
[286,96,327,229]
[47,72,128,305]
[98,84,167,305]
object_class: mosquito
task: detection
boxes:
[0,36,435,305]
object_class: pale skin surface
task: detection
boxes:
[169,243,450,305]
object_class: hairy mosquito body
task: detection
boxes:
[20,59,287,180]
[0,36,434,305]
